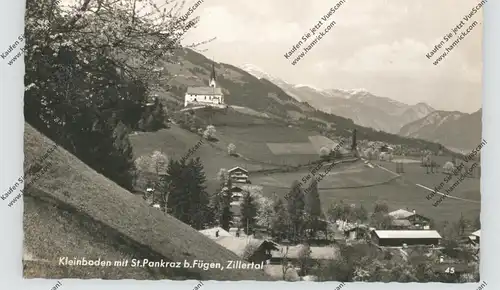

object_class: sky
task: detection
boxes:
[178,0,483,112]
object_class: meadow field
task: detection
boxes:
[214,124,321,166]
[257,159,480,225]
[129,125,279,177]
[130,120,480,225]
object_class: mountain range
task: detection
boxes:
[399,109,483,152]
[240,64,435,134]
[240,64,482,151]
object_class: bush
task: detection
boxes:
[319,146,331,159]
[227,143,237,156]
[203,125,216,140]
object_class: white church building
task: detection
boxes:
[184,63,225,107]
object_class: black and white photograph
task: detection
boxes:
[17,0,484,283]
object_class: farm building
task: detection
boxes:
[371,230,442,247]
[388,209,431,229]
[228,166,250,184]
[469,230,480,244]
[210,236,279,264]
[390,219,413,230]
[184,63,225,107]
[380,144,393,153]
[341,224,368,240]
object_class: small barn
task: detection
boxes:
[213,236,279,264]
[371,230,442,247]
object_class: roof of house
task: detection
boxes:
[388,209,415,219]
[198,227,232,239]
[373,230,442,239]
[214,237,279,257]
[471,230,480,237]
[228,166,249,173]
[186,86,223,95]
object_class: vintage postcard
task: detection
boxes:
[19,0,483,283]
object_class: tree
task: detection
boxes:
[211,168,233,231]
[134,150,168,191]
[352,204,368,223]
[285,180,306,242]
[365,148,374,161]
[305,179,322,236]
[319,146,331,159]
[327,200,351,224]
[373,202,389,215]
[167,157,212,229]
[280,246,295,281]
[24,0,207,195]
[139,98,167,131]
[203,125,216,140]
[371,212,393,230]
[271,197,288,242]
[443,161,455,175]
[216,168,230,185]
[151,151,169,175]
[227,143,236,156]
[297,244,314,276]
[473,215,481,229]
[256,196,275,231]
[240,191,258,235]
[457,213,469,236]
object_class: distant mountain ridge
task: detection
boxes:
[239,64,435,134]
[399,109,482,152]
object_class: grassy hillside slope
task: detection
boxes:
[23,123,273,281]
[160,48,450,154]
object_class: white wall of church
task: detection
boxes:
[184,94,223,107]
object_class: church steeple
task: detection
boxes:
[209,62,216,88]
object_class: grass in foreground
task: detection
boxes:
[23,123,273,281]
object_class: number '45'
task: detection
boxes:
[445,267,455,274]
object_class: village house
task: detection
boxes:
[388,209,431,229]
[343,224,369,240]
[228,166,250,184]
[198,228,279,264]
[184,63,225,107]
[371,230,442,247]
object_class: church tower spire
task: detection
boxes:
[209,62,216,88]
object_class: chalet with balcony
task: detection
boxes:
[228,166,250,184]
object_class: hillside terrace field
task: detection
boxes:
[213,124,325,167]
[129,125,280,177]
